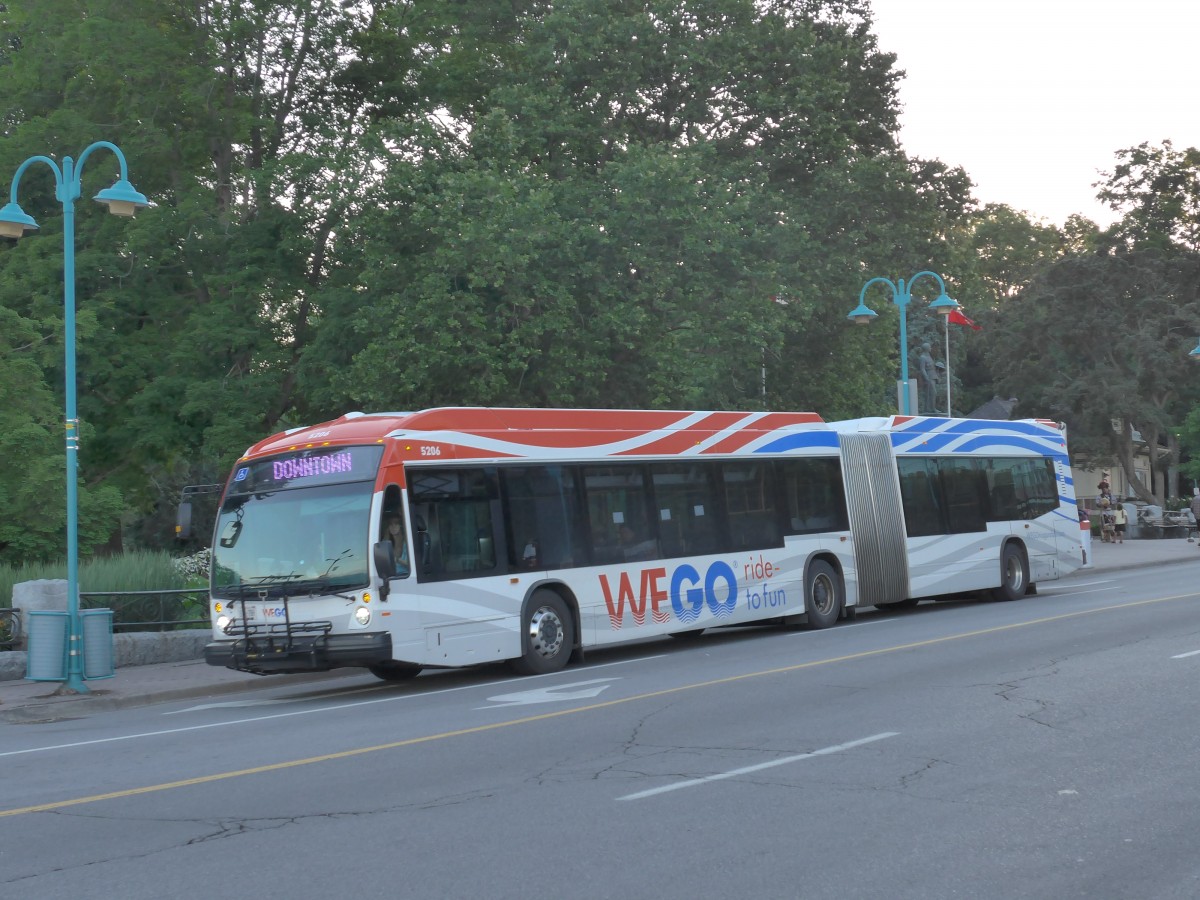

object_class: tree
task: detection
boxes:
[0,0,996,560]
[939,203,1073,415]
[333,0,956,417]
[990,251,1200,504]
[0,0,392,553]
[1096,140,1200,253]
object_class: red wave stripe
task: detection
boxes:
[701,412,825,454]
[402,407,700,449]
[614,411,751,456]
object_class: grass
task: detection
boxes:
[0,551,209,634]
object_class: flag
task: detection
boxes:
[948,308,982,331]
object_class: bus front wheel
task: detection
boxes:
[991,543,1029,601]
[805,560,842,629]
[511,590,573,676]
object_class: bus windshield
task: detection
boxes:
[211,481,375,597]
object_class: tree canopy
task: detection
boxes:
[2,0,1199,562]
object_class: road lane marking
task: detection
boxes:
[0,657,662,760]
[616,732,900,801]
[1171,649,1200,659]
[2,591,1196,817]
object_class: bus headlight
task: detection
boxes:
[216,615,232,631]
[354,607,371,626]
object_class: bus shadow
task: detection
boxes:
[278,593,1000,702]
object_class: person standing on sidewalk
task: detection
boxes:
[1112,503,1127,544]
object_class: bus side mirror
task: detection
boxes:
[373,541,395,599]
[175,502,193,540]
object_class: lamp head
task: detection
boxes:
[847,302,877,325]
[0,201,38,239]
[93,178,149,217]
[928,293,959,316]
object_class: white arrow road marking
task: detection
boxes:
[477,678,619,709]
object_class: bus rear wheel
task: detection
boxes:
[368,661,422,681]
[990,543,1028,601]
[805,560,842,629]
[510,590,573,676]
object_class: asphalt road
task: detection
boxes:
[3,558,1200,900]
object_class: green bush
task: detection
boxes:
[0,551,195,608]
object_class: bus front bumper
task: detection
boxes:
[205,630,393,675]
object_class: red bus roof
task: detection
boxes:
[242,407,829,463]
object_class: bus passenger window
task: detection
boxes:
[406,467,503,581]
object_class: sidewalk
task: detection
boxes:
[3,536,1197,722]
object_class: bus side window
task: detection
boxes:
[500,466,582,571]
[721,461,781,550]
[582,465,655,565]
[406,468,504,580]
[778,457,848,535]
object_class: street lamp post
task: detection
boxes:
[0,142,148,693]
[847,271,959,415]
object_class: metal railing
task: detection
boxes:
[79,589,209,633]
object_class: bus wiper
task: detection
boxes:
[216,577,304,600]
[217,566,358,601]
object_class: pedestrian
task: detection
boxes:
[1191,490,1200,546]
[1078,506,1093,567]
[1099,496,1115,542]
[1112,503,1126,544]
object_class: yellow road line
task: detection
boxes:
[3,592,1194,818]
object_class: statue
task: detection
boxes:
[916,342,938,414]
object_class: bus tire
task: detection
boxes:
[510,590,573,676]
[368,661,422,681]
[805,560,842,629]
[991,543,1029,601]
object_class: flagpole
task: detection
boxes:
[944,313,951,414]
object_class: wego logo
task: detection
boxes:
[599,556,791,629]
[599,561,739,629]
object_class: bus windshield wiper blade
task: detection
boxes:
[216,575,313,599]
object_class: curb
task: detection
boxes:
[0,668,361,723]
[0,631,208,683]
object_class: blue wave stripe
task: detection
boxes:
[894,433,1066,459]
[754,432,842,453]
[891,420,1061,453]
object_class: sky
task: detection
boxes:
[869,0,1200,227]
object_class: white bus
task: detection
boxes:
[201,408,1081,680]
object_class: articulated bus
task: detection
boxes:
[201,408,1081,680]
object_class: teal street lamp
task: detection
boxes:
[0,142,148,693]
[847,271,959,415]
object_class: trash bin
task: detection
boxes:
[82,608,115,680]
[25,610,69,681]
